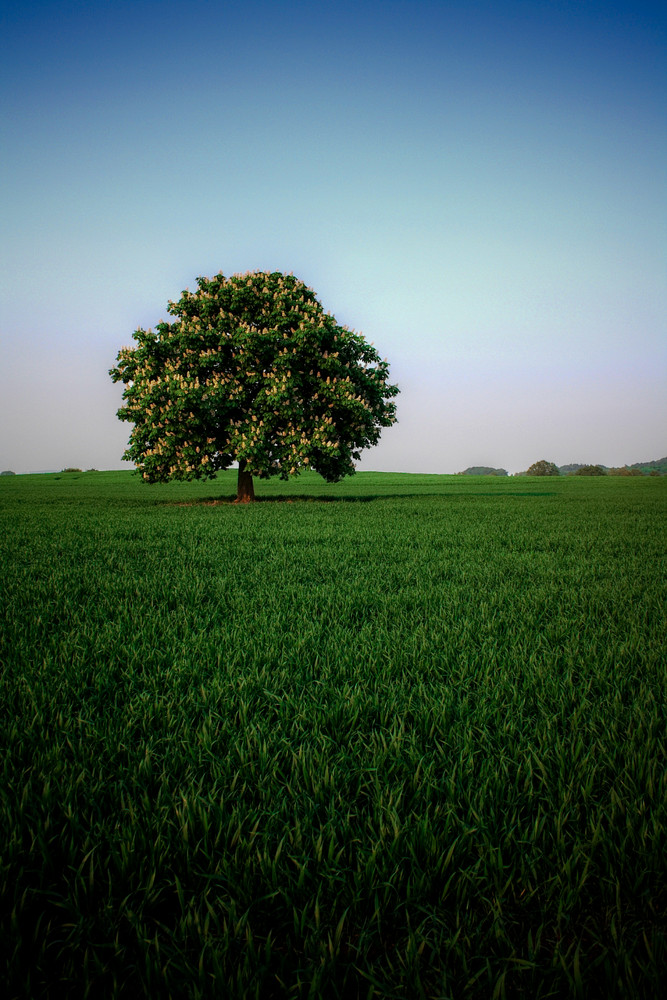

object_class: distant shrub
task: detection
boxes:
[526,460,560,477]
[1,470,16,476]
[458,467,508,476]
[573,465,607,476]
[85,468,98,473]
[61,468,82,473]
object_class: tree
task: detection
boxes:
[526,460,560,476]
[110,271,399,501]
[573,464,606,476]
[458,466,508,476]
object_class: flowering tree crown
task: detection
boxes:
[110,271,399,485]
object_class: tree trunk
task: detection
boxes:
[236,460,255,502]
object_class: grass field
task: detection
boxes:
[1,470,665,998]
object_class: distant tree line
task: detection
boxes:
[510,457,666,477]
[457,460,666,477]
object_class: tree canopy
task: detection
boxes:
[526,460,560,477]
[110,271,399,500]
[458,466,508,477]
[572,464,607,476]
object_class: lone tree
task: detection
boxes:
[110,271,399,501]
[526,460,560,476]
[573,464,606,476]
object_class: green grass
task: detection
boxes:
[1,470,665,998]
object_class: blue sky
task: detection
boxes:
[1,0,665,474]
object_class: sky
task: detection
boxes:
[1,0,665,475]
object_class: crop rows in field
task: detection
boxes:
[1,472,665,998]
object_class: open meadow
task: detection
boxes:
[1,470,665,998]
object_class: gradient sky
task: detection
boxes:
[2,0,665,475]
